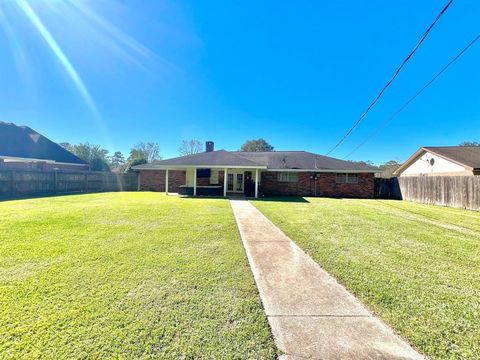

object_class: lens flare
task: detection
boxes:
[1,0,169,150]
[14,0,99,118]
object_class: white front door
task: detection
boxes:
[227,171,244,193]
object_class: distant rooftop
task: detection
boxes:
[423,146,480,169]
[0,122,87,165]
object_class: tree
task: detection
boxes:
[178,139,203,156]
[60,142,110,171]
[378,160,401,178]
[109,151,126,172]
[459,141,480,146]
[355,160,375,167]
[124,142,161,172]
[128,142,161,163]
[59,142,73,152]
[240,138,274,152]
[124,158,147,173]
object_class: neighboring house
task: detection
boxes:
[394,146,480,177]
[133,142,379,198]
[0,122,89,171]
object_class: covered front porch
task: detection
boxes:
[164,166,264,198]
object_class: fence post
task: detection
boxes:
[10,170,15,195]
[53,170,58,194]
[84,173,88,193]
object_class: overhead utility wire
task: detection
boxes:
[325,0,454,155]
[343,34,480,159]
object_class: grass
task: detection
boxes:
[252,197,480,360]
[0,192,277,359]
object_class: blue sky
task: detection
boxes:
[0,0,479,164]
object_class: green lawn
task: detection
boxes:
[0,192,276,359]
[252,197,480,360]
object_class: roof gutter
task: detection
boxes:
[133,165,378,173]
[0,155,87,166]
[267,168,380,173]
[133,165,268,170]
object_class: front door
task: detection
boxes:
[227,171,244,193]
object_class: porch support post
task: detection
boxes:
[165,169,169,195]
[193,168,197,196]
[223,168,228,197]
[255,168,259,198]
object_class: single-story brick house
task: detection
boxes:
[133,142,379,198]
[0,122,89,171]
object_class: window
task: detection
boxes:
[197,168,211,178]
[277,172,298,182]
[336,173,359,184]
[227,174,234,191]
[210,169,219,184]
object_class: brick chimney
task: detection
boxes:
[206,141,214,152]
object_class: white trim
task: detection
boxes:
[0,155,87,167]
[193,168,197,196]
[223,168,228,197]
[255,168,259,198]
[394,147,474,176]
[135,166,376,173]
[267,169,378,173]
[134,165,267,170]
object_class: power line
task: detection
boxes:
[343,34,480,159]
[325,0,454,156]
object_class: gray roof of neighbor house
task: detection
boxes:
[0,122,87,165]
[423,146,480,169]
[395,146,480,175]
[134,150,379,172]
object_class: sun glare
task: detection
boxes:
[0,0,158,149]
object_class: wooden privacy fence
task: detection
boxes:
[374,177,402,200]
[0,169,138,198]
[375,176,480,211]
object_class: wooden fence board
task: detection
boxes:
[376,176,480,211]
[0,169,138,198]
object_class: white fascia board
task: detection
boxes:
[0,155,86,167]
[267,168,380,173]
[134,165,267,170]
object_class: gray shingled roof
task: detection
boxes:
[134,149,378,172]
[424,146,480,169]
[134,150,264,168]
[232,151,378,171]
[0,122,87,165]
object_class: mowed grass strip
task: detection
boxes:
[252,197,480,360]
[0,192,276,359]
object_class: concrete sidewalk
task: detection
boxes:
[230,199,423,360]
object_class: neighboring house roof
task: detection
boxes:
[0,122,87,165]
[134,149,379,172]
[394,146,480,175]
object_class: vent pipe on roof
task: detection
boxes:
[206,141,214,152]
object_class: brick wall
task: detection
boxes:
[138,169,374,198]
[260,172,374,198]
[138,170,226,193]
[138,170,186,192]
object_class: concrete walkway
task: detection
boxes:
[230,199,423,360]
